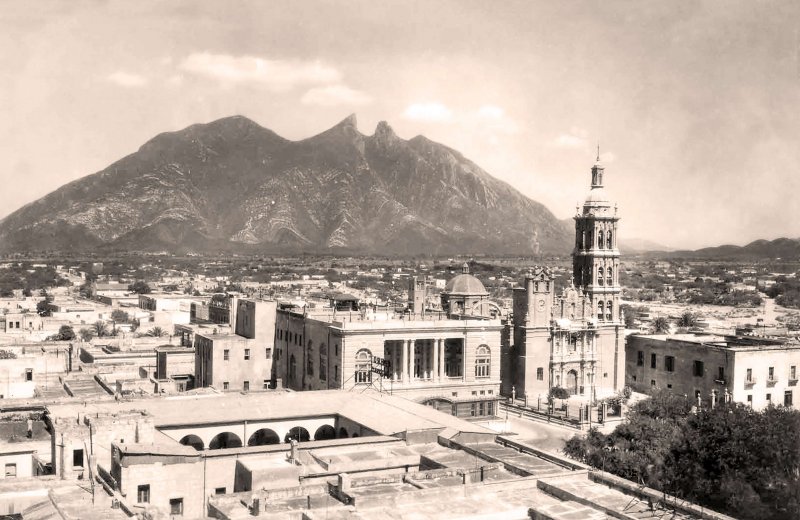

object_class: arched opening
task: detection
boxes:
[355,349,372,384]
[475,345,490,378]
[607,231,613,249]
[247,428,280,446]
[208,432,242,450]
[598,301,605,320]
[314,425,336,441]
[352,433,360,438]
[179,434,204,451]
[284,426,310,443]
[598,230,604,249]
[566,370,578,395]
[338,427,349,438]
[598,267,604,286]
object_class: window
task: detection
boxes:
[265,348,272,358]
[651,380,656,387]
[73,449,84,468]
[768,366,775,381]
[137,484,150,503]
[215,487,226,495]
[355,349,372,383]
[470,403,477,416]
[665,356,675,372]
[693,360,704,377]
[25,369,32,382]
[746,368,753,382]
[597,301,604,320]
[607,231,612,249]
[445,341,463,377]
[766,393,772,404]
[650,353,657,369]
[223,381,229,390]
[598,230,604,249]
[747,395,752,406]
[4,463,16,477]
[475,345,490,378]
[169,498,183,516]
[223,349,229,361]
[667,384,672,389]
[263,379,269,390]
[785,391,793,407]
[334,365,339,381]
[243,381,249,391]
[637,351,644,367]
[598,267,604,286]
[791,366,797,380]
[717,367,725,382]
[244,349,250,360]
[536,367,544,381]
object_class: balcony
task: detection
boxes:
[714,378,727,385]
[789,378,798,387]
[744,378,756,388]
[766,378,778,387]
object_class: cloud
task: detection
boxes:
[178,52,341,91]
[301,85,372,106]
[553,128,589,148]
[476,105,505,119]
[403,102,453,122]
[106,71,147,88]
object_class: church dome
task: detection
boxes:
[444,274,488,296]
[584,187,611,205]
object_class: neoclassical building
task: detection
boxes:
[505,157,624,401]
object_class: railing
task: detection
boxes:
[744,378,756,387]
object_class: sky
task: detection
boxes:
[1,0,799,250]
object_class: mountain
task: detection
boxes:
[618,237,673,254]
[0,115,571,256]
[665,238,800,260]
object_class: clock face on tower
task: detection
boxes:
[537,298,546,311]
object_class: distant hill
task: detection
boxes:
[0,115,572,256]
[665,237,800,260]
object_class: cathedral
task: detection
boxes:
[503,155,624,401]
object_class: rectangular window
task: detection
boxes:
[785,391,793,407]
[665,356,675,372]
[223,349,229,361]
[747,394,753,406]
[215,487,226,495]
[223,381,229,390]
[265,348,272,358]
[791,366,797,380]
[536,367,543,381]
[667,384,672,389]
[169,498,183,516]
[650,379,656,387]
[769,366,775,381]
[470,403,477,417]
[244,348,250,360]
[478,401,485,415]
[137,484,150,503]
[766,393,772,403]
[718,367,725,381]
[637,351,644,366]
[650,353,657,369]
[25,369,33,381]
[73,449,84,468]
[243,381,249,391]
[693,360,704,377]
[746,368,753,382]
[4,463,16,477]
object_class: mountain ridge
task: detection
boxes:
[0,114,572,255]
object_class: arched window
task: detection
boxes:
[598,267,604,286]
[598,301,604,320]
[607,231,613,249]
[606,266,613,286]
[475,345,490,378]
[307,341,314,376]
[607,300,613,321]
[319,342,327,382]
[355,349,372,383]
[598,230,604,249]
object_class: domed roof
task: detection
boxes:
[583,187,612,206]
[444,274,488,296]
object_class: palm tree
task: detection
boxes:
[147,326,167,337]
[677,311,698,328]
[79,328,94,342]
[652,316,671,334]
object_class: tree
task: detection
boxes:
[651,316,671,334]
[146,326,167,337]
[22,288,32,297]
[128,281,151,294]
[36,294,53,317]
[57,325,75,341]
[111,309,130,323]
[677,311,698,328]
[79,328,94,342]
[93,320,109,338]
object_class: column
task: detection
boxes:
[406,339,414,382]
[400,340,407,382]
[422,341,429,380]
[433,339,440,382]
[462,336,468,381]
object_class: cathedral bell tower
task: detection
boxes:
[573,150,621,323]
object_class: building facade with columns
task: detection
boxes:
[274,291,502,418]
[505,157,625,401]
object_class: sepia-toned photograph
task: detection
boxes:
[0,1,798,519]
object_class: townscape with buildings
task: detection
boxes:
[0,159,796,520]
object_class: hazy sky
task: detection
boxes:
[1,0,798,249]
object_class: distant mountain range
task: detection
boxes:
[0,115,572,256]
[664,238,800,260]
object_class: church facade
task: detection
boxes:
[504,157,625,401]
